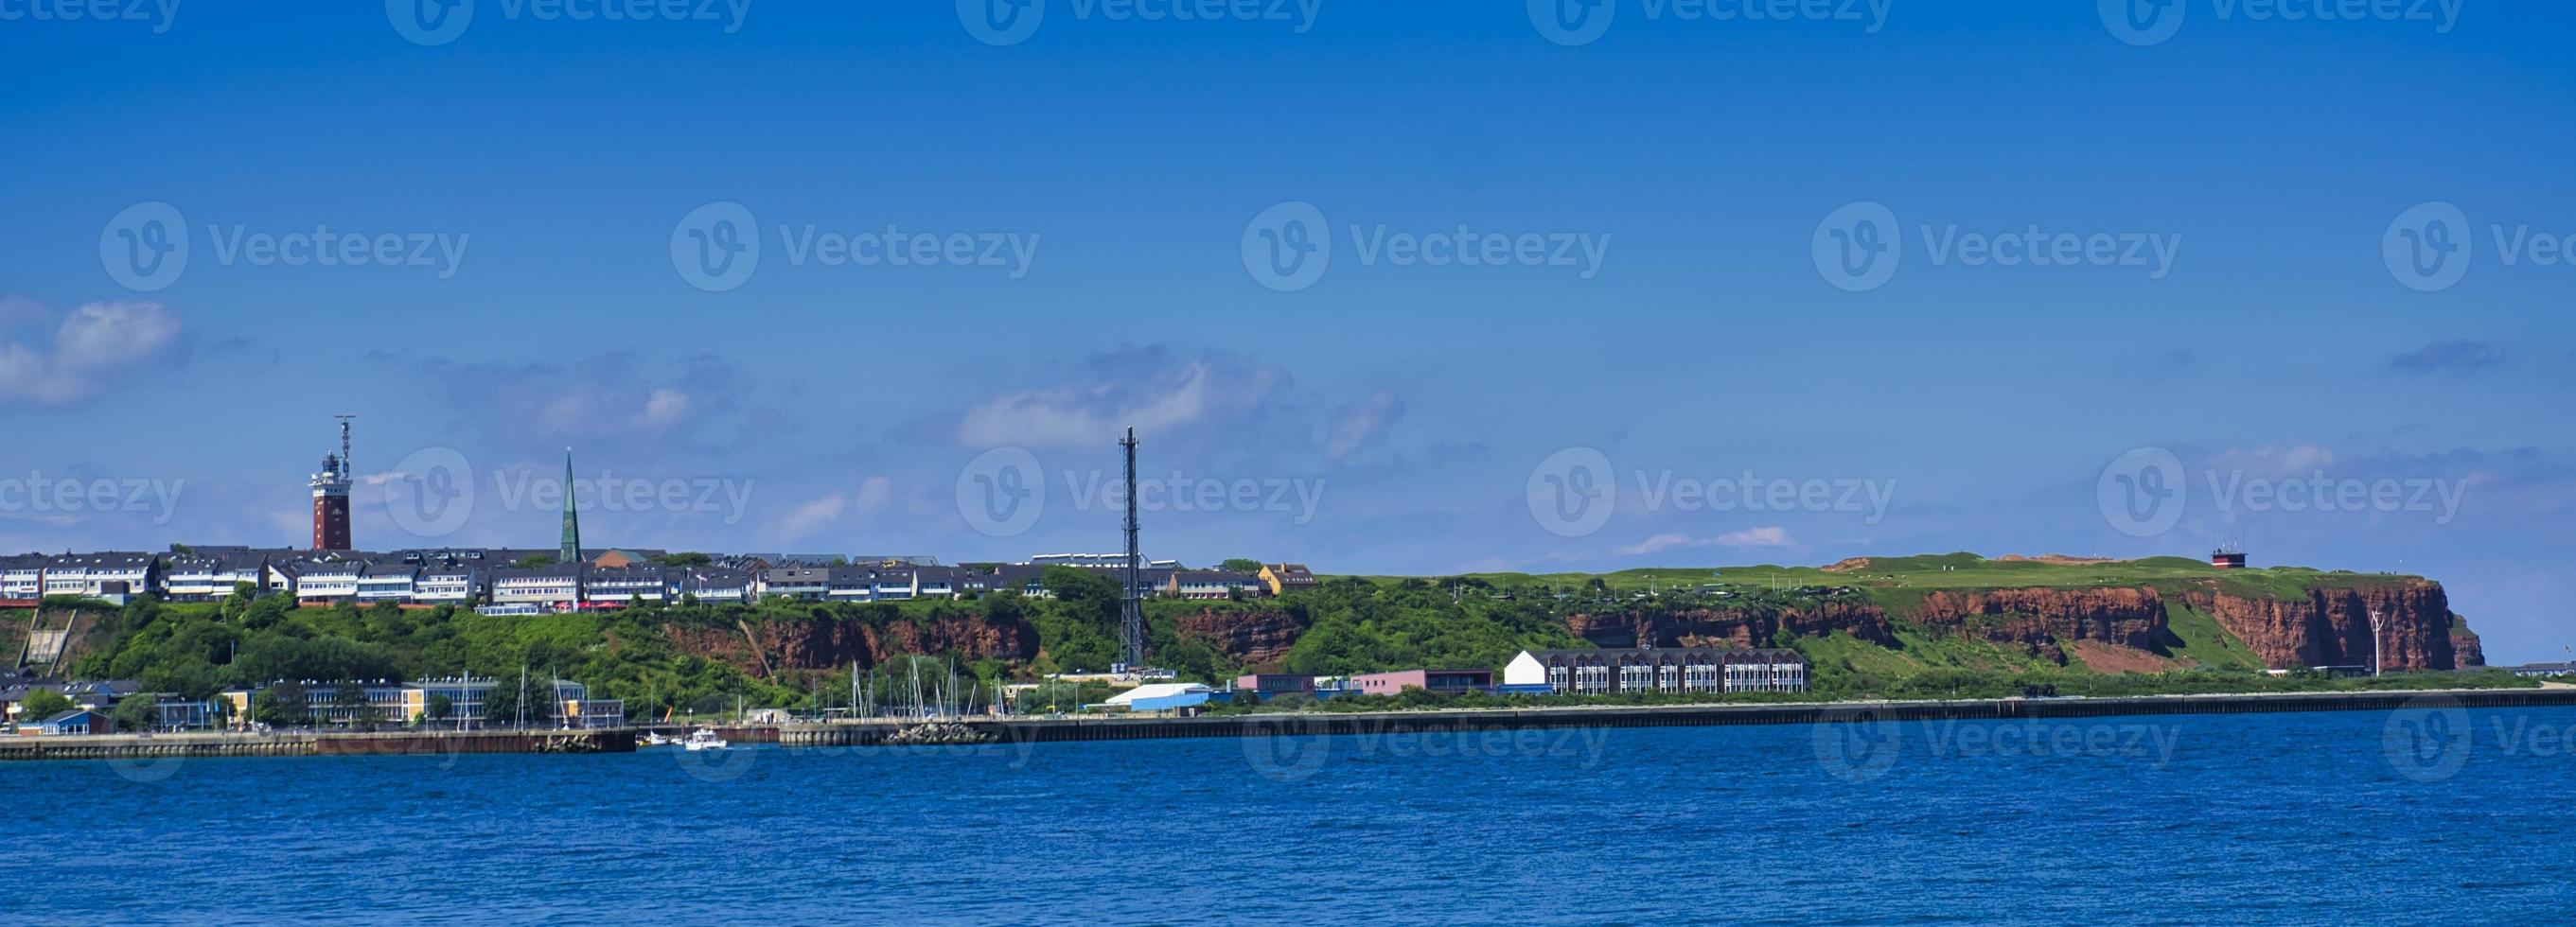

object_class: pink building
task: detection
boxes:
[1233,673,1315,695]
[1350,669,1493,696]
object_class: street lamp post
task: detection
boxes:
[2369,609,2386,677]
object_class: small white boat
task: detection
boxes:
[641,730,674,746]
[682,728,728,751]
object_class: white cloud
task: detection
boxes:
[1615,533,1698,556]
[957,350,1286,448]
[2212,444,2336,477]
[1614,526,1796,556]
[775,477,893,541]
[0,301,185,405]
[778,492,850,541]
[1322,390,1404,460]
[411,352,741,443]
[1715,526,1796,548]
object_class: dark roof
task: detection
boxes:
[589,565,668,582]
[0,682,64,701]
[493,565,584,579]
[164,551,270,572]
[47,551,157,569]
[674,568,752,587]
[1526,647,1808,666]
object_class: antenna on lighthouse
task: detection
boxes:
[335,414,355,475]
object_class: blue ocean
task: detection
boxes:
[8,706,2571,924]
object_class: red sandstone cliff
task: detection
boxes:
[1173,609,1306,665]
[662,614,1036,678]
[2451,620,2486,668]
[1913,586,2169,661]
[2180,580,2465,672]
[1565,601,1896,650]
[647,578,2479,678]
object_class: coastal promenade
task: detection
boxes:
[13,688,2573,761]
[782,686,2576,746]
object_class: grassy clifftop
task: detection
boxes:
[1398,552,2423,617]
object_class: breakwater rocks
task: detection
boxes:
[884,722,999,746]
[0,728,636,762]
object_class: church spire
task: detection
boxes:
[559,447,582,565]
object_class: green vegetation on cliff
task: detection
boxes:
[10,554,2510,718]
[1418,552,2425,619]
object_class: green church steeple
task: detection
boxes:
[559,447,582,564]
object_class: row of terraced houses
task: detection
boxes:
[0,547,1323,615]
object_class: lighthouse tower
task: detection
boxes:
[310,417,353,551]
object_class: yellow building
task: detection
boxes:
[1258,563,1317,597]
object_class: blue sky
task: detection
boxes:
[1,1,2569,660]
